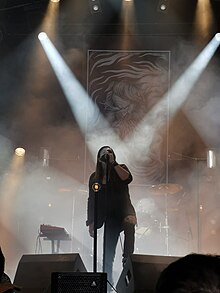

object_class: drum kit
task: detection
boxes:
[135,183,183,254]
[149,183,183,195]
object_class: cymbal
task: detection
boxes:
[150,183,183,195]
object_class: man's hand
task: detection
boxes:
[108,152,115,163]
[123,215,137,225]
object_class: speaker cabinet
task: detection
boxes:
[116,254,179,293]
[51,272,107,293]
[14,253,86,293]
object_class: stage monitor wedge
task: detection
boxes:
[14,253,87,293]
[116,254,179,293]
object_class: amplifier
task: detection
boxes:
[51,272,107,293]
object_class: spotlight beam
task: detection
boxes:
[38,33,122,158]
[168,34,220,116]
[39,33,220,168]
[39,33,108,134]
[0,152,25,236]
[126,35,220,164]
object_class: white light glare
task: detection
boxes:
[15,147,25,157]
[93,4,99,11]
[160,4,166,10]
[38,32,48,41]
[207,149,216,168]
[215,33,220,41]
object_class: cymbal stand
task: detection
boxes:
[164,193,169,255]
[170,152,206,253]
[159,192,170,255]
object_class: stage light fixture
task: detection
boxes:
[40,147,50,167]
[89,0,102,14]
[93,4,99,11]
[51,0,60,2]
[38,32,48,41]
[215,33,220,41]
[207,149,216,168]
[160,4,166,10]
[157,0,169,12]
[15,148,25,157]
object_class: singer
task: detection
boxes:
[86,146,137,286]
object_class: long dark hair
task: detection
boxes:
[94,146,116,181]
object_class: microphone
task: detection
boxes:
[100,153,109,162]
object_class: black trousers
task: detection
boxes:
[102,218,135,284]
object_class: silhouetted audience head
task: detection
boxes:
[0,247,5,280]
[0,247,20,292]
[156,253,220,293]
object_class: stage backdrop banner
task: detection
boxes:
[86,50,170,186]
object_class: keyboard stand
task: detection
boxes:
[40,235,71,254]
[51,239,60,254]
[39,225,71,254]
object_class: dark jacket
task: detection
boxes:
[86,164,136,229]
